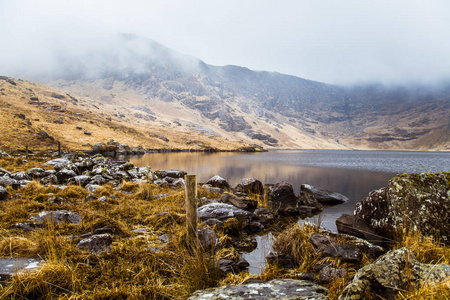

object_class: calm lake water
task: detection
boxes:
[127,150,450,273]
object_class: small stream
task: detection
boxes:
[126,150,450,273]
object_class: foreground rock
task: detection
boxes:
[340,247,450,299]
[198,203,252,226]
[267,181,299,214]
[336,214,385,245]
[355,172,450,244]
[189,279,328,300]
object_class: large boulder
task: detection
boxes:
[237,177,264,195]
[188,279,328,300]
[300,184,349,205]
[267,181,299,214]
[340,247,450,300]
[355,173,450,244]
[197,203,252,226]
[221,192,258,211]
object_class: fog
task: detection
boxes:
[1,0,450,85]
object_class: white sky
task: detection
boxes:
[1,0,450,85]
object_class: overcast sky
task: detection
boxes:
[1,0,450,85]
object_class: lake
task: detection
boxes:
[127,150,450,273]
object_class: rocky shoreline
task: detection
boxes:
[0,150,449,299]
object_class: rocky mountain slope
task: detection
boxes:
[9,34,450,150]
[0,76,251,152]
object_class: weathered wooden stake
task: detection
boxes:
[185,174,198,247]
[25,145,28,159]
[58,141,61,158]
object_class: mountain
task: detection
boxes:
[10,34,450,150]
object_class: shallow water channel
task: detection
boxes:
[127,150,450,274]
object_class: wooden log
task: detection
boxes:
[185,174,198,246]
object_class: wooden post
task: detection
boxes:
[185,174,198,247]
[58,141,61,157]
[25,145,28,158]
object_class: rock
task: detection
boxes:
[339,247,450,300]
[298,205,322,217]
[336,214,384,245]
[197,203,252,226]
[221,192,258,211]
[29,210,82,224]
[197,227,220,250]
[9,222,47,232]
[216,259,238,274]
[323,243,362,263]
[309,233,333,252]
[83,130,92,135]
[0,186,9,200]
[355,173,450,244]
[267,181,299,214]
[252,208,274,224]
[203,218,223,228]
[266,252,296,269]
[319,266,347,284]
[0,168,11,176]
[0,258,42,282]
[56,169,78,183]
[206,175,230,190]
[203,184,223,194]
[297,273,319,284]
[40,175,58,186]
[300,184,349,205]
[89,175,106,185]
[67,175,91,187]
[188,279,328,300]
[98,196,107,202]
[132,228,148,235]
[51,93,65,99]
[44,158,71,165]
[85,184,101,193]
[76,234,112,254]
[47,196,68,205]
[76,125,82,130]
[0,176,20,189]
[27,167,47,178]
[11,171,31,181]
[247,221,264,233]
[239,177,264,195]
[37,130,54,140]
[94,228,114,235]
[154,170,187,179]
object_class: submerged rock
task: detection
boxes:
[188,279,328,300]
[340,247,450,300]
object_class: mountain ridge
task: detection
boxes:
[6,33,450,151]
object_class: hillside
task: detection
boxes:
[4,34,450,151]
[0,76,253,152]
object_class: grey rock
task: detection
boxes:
[0,176,20,189]
[56,169,78,182]
[0,186,9,200]
[76,234,112,254]
[198,227,220,250]
[67,175,91,187]
[154,169,187,179]
[27,167,47,178]
[340,247,450,300]
[319,266,347,284]
[240,177,264,195]
[44,158,71,165]
[267,181,299,214]
[323,243,362,263]
[203,218,223,227]
[221,192,258,211]
[132,228,148,235]
[94,227,113,235]
[297,273,319,284]
[0,258,42,282]
[197,203,252,226]
[29,210,82,224]
[85,184,101,193]
[11,171,31,181]
[300,184,349,205]
[253,208,274,224]
[336,214,384,245]
[266,252,296,270]
[188,279,328,300]
[206,175,230,189]
[310,233,333,252]
[9,222,47,232]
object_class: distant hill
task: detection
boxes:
[8,34,450,150]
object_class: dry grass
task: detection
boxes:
[0,179,243,299]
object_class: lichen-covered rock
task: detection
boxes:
[339,247,450,300]
[355,172,450,244]
[188,279,328,300]
[76,234,112,254]
[319,266,347,284]
[29,210,82,224]
[267,181,299,215]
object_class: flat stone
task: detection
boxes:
[0,258,42,282]
[188,279,328,299]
